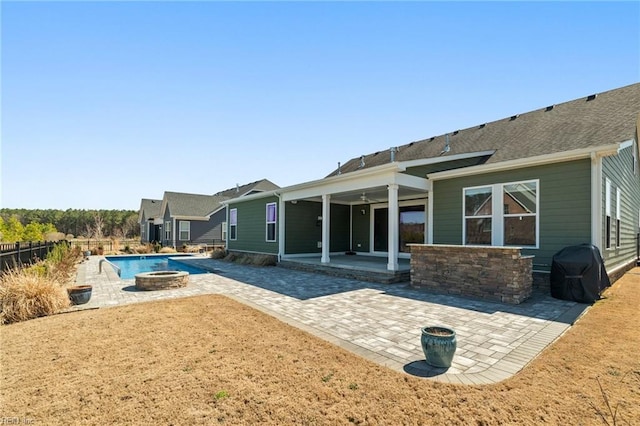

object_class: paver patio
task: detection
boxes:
[73,255,589,385]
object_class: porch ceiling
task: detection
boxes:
[329,186,427,204]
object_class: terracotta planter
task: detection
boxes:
[421,326,456,368]
[68,285,93,305]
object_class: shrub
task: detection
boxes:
[159,247,177,254]
[0,269,70,325]
[210,249,227,259]
[134,245,151,254]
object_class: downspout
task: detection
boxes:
[275,192,284,262]
[173,217,177,248]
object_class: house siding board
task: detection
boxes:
[285,201,322,254]
[330,204,350,252]
[602,145,640,269]
[432,159,592,271]
[227,196,279,254]
[351,204,370,252]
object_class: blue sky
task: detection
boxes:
[1,1,638,210]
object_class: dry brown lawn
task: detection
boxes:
[1,270,639,425]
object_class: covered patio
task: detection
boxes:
[278,254,412,284]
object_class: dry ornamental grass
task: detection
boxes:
[1,269,639,424]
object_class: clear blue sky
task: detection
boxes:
[1,1,638,210]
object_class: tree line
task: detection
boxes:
[0,209,139,242]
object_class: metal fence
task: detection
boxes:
[0,240,62,273]
[68,239,140,252]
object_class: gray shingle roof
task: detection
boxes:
[140,198,162,219]
[213,179,280,198]
[163,192,226,217]
[329,83,640,177]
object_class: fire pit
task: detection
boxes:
[135,271,189,291]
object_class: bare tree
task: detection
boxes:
[92,212,105,239]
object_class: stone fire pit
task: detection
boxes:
[135,271,189,291]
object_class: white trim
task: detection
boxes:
[462,179,539,248]
[265,202,277,242]
[178,220,191,241]
[172,218,177,248]
[428,144,622,181]
[618,139,634,151]
[229,208,238,241]
[321,194,331,263]
[427,193,434,244]
[278,197,285,258]
[591,154,603,249]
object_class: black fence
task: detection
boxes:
[0,240,63,273]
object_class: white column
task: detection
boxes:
[387,184,399,271]
[278,198,286,260]
[321,194,331,263]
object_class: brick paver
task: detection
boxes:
[71,255,589,384]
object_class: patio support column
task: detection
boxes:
[387,184,399,271]
[278,197,286,260]
[321,194,331,264]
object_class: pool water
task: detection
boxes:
[105,255,208,279]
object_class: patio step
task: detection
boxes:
[277,260,410,284]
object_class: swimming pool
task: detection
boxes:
[104,255,208,279]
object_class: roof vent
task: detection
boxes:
[390,146,398,162]
[236,183,240,193]
[429,136,435,142]
[453,130,459,135]
[373,151,379,156]
[545,105,554,111]
[479,123,486,129]
[337,162,341,175]
[440,134,451,156]
[408,142,414,147]
[358,155,365,169]
[510,114,519,121]
[587,94,597,101]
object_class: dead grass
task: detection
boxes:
[1,271,639,424]
[0,269,70,324]
[159,247,177,254]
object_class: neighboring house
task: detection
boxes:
[225,83,640,282]
[138,198,163,243]
[139,179,279,248]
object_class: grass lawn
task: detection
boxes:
[1,270,639,425]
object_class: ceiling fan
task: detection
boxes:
[360,192,382,203]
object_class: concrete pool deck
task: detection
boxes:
[73,254,590,385]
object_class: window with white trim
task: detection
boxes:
[463,180,538,247]
[266,203,277,242]
[616,188,622,248]
[229,209,237,240]
[179,220,190,241]
[165,221,171,240]
[464,186,493,245]
[605,179,612,249]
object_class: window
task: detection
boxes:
[266,203,277,242]
[605,179,612,249]
[503,182,537,246]
[464,186,493,245]
[229,209,237,240]
[463,180,538,247]
[165,221,171,240]
[221,221,227,242]
[616,188,622,247]
[179,221,190,241]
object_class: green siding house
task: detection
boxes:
[226,83,640,281]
